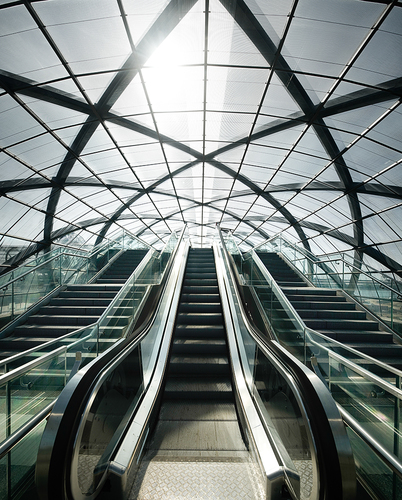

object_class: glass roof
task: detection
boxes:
[0,0,402,280]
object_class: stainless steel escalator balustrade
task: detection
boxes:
[216,228,356,500]
[222,230,402,500]
[0,230,181,500]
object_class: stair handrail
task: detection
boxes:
[0,229,152,301]
[250,248,402,381]
[0,401,55,461]
[0,323,94,372]
[222,230,244,260]
[0,247,156,372]
[337,404,402,480]
[0,239,129,333]
[156,229,180,260]
[0,228,186,374]
[253,233,402,298]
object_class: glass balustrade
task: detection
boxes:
[0,230,150,331]
[0,416,47,500]
[0,350,68,444]
[329,355,402,500]
[254,234,402,336]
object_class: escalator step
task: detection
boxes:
[168,356,230,376]
[174,325,226,338]
[180,293,220,303]
[164,377,233,400]
[179,303,222,313]
[176,313,223,325]
[182,287,219,296]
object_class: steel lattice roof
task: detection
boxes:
[0,0,401,278]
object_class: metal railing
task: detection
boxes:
[0,231,150,331]
[252,234,402,334]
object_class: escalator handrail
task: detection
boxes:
[35,229,187,500]
[105,239,190,490]
[213,241,298,499]
[217,227,356,500]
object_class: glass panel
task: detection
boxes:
[0,354,66,444]
[74,345,143,496]
[328,358,402,460]
[254,347,314,500]
[347,426,402,500]
[0,418,47,500]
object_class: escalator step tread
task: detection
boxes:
[169,355,229,364]
[174,325,225,335]
[173,339,226,345]
[165,377,232,392]
[158,400,237,421]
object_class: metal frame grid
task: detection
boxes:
[0,0,401,278]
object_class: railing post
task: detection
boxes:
[393,375,401,500]
[270,283,273,322]
[11,280,14,319]
[96,324,100,357]
[5,376,12,498]
[342,260,345,289]
[64,348,68,386]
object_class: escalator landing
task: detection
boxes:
[129,452,265,500]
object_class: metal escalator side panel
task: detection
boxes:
[214,235,356,500]
[104,241,190,498]
[213,242,292,500]
[35,236,189,500]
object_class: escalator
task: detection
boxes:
[132,248,265,498]
[35,241,355,500]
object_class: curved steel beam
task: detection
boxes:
[219,0,364,259]
[3,68,401,161]
[40,0,198,247]
[2,178,402,201]
[23,198,269,257]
